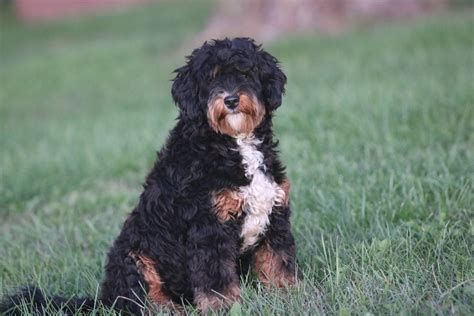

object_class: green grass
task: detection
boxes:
[1,2,473,314]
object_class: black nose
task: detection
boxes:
[224,95,239,110]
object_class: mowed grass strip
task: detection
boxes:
[1,4,473,315]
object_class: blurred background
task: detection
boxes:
[1,0,473,314]
[2,1,467,36]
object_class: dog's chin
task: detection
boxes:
[226,112,245,134]
[214,111,260,137]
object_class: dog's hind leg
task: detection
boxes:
[186,219,241,313]
[129,252,182,312]
[100,248,146,315]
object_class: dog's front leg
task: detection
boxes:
[186,219,240,312]
[253,204,301,288]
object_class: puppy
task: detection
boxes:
[1,37,299,315]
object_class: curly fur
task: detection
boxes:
[1,37,300,315]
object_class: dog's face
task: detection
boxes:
[171,38,286,137]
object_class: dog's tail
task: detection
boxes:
[0,285,96,315]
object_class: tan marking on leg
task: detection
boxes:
[194,284,240,313]
[194,292,223,312]
[212,189,244,222]
[194,259,240,312]
[279,178,291,207]
[129,252,181,310]
[253,243,296,288]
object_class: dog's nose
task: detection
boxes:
[224,95,239,110]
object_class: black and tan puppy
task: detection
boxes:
[1,37,299,315]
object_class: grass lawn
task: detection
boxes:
[1,2,473,314]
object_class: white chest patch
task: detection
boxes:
[236,135,285,252]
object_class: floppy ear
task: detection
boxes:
[257,50,287,111]
[171,63,200,119]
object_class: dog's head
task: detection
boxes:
[171,38,286,137]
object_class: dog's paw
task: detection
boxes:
[194,284,240,313]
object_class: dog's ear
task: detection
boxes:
[257,50,287,111]
[171,62,200,119]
